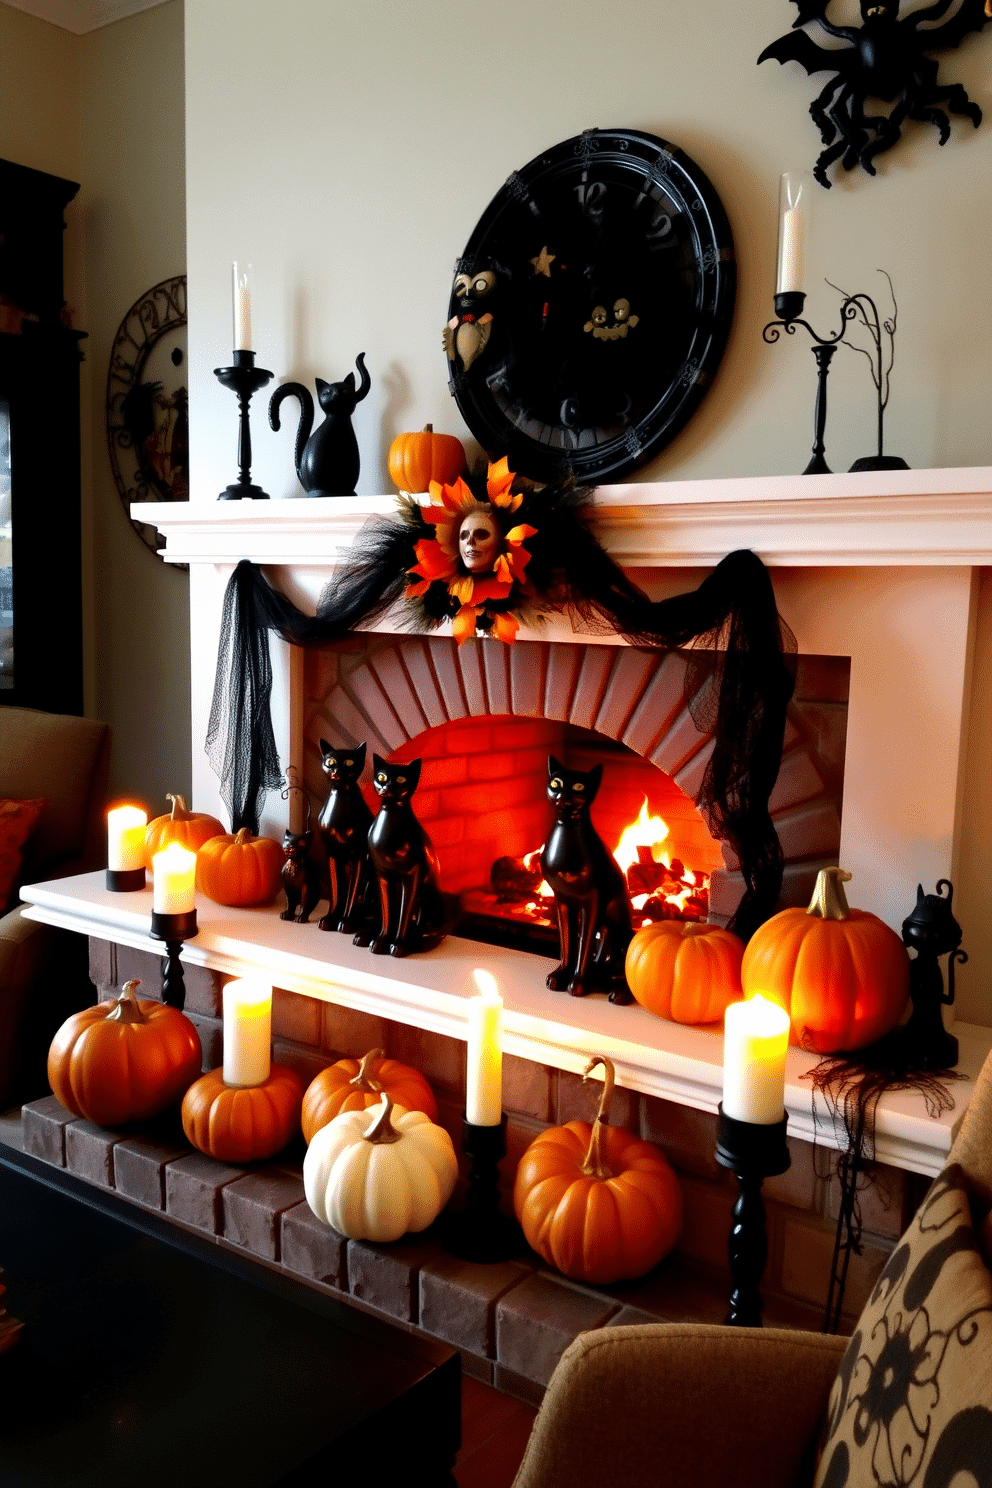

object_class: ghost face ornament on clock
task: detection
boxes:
[443,128,736,485]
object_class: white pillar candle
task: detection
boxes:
[723,995,790,1125]
[775,172,808,296]
[151,841,197,915]
[223,978,272,1087]
[107,805,147,872]
[232,261,252,351]
[466,968,503,1126]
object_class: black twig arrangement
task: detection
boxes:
[826,270,904,472]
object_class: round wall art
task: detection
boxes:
[106,274,188,559]
[444,128,736,485]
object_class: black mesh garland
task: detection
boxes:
[206,480,795,937]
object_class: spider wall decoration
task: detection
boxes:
[758,0,990,188]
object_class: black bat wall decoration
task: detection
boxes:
[758,0,990,187]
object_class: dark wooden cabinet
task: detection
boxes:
[0,157,85,714]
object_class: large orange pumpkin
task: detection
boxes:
[740,866,910,1053]
[301,1047,438,1145]
[47,979,202,1126]
[195,827,285,906]
[513,1056,683,1284]
[387,424,466,493]
[144,793,225,869]
[181,1063,303,1163]
[625,920,744,1024]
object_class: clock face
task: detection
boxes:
[445,129,736,485]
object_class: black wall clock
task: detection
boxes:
[106,275,188,560]
[444,128,736,485]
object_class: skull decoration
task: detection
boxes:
[458,508,501,573]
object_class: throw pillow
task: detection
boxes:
[0,797,46,913]
[815,1161,992,1488]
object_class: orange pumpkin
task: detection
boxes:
[625,920,744,1024]
[740,866,910,1053]
[47,979,202,1126]
[144,793,225,869]
[513,1056,683,1284]
[195,827,285,906]
[387,423,466,493]
[181,1063,303,1163]
[301,1047,438,1145]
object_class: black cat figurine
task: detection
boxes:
[268,353,371,496]
[280,828,322,924]
[354,755,447,957]
[316,739,375,935]
[541,756,634,1002]
[901,879,966,1069]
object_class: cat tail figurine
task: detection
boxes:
[355,754,450,957]
[315,738,377,935]
[268,354,370,496]
[540,754,634,1003]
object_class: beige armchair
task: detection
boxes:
[0,706,110,1105]
[514,1050,992,1488]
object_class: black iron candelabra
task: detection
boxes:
[443,1114,524,1263]
[715,1105,791,1327]
[149,908,198,1011]
[764,289,908,476]
[214,349,273,500]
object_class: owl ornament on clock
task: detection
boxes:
[442,265,500,375]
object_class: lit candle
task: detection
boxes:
[466,968,503,1126]
[775,172,807,296]
[151,841,197,915]
[723,995,790,1125]
[223,978,272,1087]
[107,805,147,872]
[232,261,252,351]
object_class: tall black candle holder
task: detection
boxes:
[715,1104,791,1328]
[214,349,273,500]
[443,1114,524,1263]
[764,288,908,476]
[149,908,198,1011]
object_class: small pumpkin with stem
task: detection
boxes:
[740,865,910,1053]
[144,793,225,869]
[387,423,466,493]
[513,1055,683,1284]
[181,1064,303,1163]
[304,1090,458,1242]
[625,919,745,1025]
[301,1047,438,1145]
[47,979,202,1126]
[195,827,285,907]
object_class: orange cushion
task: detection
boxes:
[0,797,46,912]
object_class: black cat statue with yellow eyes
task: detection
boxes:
[353,754,448,957]
[316,739,375,935]
[540,755,634,1002]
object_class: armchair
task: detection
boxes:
[0,706,110,1105]
[514,1050,992,1488]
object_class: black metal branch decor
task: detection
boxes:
[826,270,908,473]
[758,0,989,188]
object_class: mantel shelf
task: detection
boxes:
[21,872,990,1178]
[137,464,992,568]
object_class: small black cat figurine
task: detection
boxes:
[541,756,634,1002]
[354,755,447,958]
[901,879,967,1069]
[268,354,371,496]
[316,739,375,935]
[280,828,322,924]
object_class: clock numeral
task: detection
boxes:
[575,179,606,224]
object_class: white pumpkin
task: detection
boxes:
[303,1092,459,1242]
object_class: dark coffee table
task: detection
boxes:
[0,1146,460,1486]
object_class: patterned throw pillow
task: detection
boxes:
[815,1162,992,1488]
[0,797,46,913]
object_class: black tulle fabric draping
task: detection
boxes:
[206,489,796,940]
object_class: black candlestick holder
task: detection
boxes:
[443,1114,524,1263]
[715,1104,791,1328]
[764,288,908,476]
[214,349,273,500]
[105,867,145,892]
[149,908,198,1011]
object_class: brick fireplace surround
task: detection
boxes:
[19,466,992,1400]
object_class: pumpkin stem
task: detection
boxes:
[350,1048,384,1094]
[105,979,148,1026]
[807,866,853,921]
[579,1055,617,1180]
[364,1091,402,1145]
[166,793,192,821]
[233,827,254,845]
[423,423,433,432]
